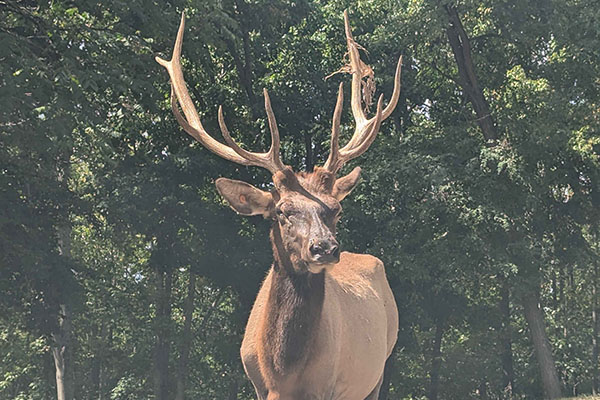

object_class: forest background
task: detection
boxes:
[1,0,600,399]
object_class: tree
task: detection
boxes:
[2,1,599,399]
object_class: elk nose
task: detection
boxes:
[309,239,340,259]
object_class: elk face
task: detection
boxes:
[216,166,362,274]
[156,12,401,273]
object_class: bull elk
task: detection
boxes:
[156,10,401,400]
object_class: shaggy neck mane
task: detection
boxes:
[257,222,325,378]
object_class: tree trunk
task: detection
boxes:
[53,224,74,400]
[380,300,401,400]
[521,291,562,399]
[478,379,488,400]
[559,264,567,342]
[51,303,73,400]
[442,4,561,396]
[223,0,258,118]
[444,4,497,144]
[564,263,576,390]
[98,358,104,400]
[551,270,558,310]
[154,268,173,400]
[228,374,239,400]
[378,343,397,400]
[592,262,599,395]
[557,264,569,388]
[429,318,445,400]
[91,353,100,399]
[499,282,515,396]
[175,269,196,400]
[91,323,108,400]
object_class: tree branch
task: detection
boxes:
[443,4,498,145]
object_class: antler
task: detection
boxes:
[323,10,402,174]
[155,12,285,174]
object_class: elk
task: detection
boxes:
[156,10,401,400]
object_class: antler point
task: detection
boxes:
[155,56,168,66]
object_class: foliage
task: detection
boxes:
[1,0,599,399]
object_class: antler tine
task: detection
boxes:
[324,82,344,172]
[325,94,384,173]
[383,54,402,120]
[324,10,402,173]
[156,12,285,174]
[263,89,284,170]
[344,10,367,127]
[340,95,384,163]
[345,53,401,150]
[217,106,261,164]
[217,89,285,173]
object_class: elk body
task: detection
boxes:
[156,11,401,400]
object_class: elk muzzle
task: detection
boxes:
[309,238,340,264]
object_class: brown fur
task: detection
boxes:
[156,10,402,399]
[238,167,398,400]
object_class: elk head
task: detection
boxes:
[156,11,401,274]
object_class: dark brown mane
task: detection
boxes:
[257,223,325,378]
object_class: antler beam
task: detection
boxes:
[155,12,285,174]
[323,10,402,173]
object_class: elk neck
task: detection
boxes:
[258,222,325,376]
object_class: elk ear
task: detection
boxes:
[215,178,274,217]
[333,167,362,201]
